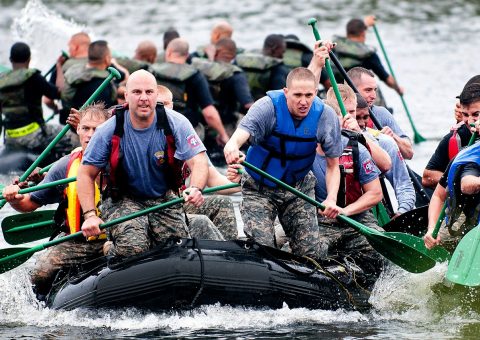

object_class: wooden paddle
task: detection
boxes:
[241,160,446,273]
[0,183,240,274]
[0,66,122,211]
[2,210,57,245]
[372,24,426,144]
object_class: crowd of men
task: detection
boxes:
[1,15,478,299]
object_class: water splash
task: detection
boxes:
[11,0,90,72]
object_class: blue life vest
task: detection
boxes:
[245,90,323,187]
[446,142,480,225]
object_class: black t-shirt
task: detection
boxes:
[362,52,389,82]
[269,63,289,90]
[27,71,60,103]
[217,72,253,123]
[438,160,480,188]
[426,124,472,173]
[184,71,215,126]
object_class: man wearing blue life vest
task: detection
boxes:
[424,84,480,251]
[2,104,109,299]
[78,69,209,258]
[224,41,342,258]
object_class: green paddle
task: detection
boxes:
[0,177,76,201]
[2,210,57,245]
[0,183,239,274]
[372,24,426,144]
[43,50,69,79]
[241,160,446,273]
[0,67,121,211]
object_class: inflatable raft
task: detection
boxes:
[46,238,372,311]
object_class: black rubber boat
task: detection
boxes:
[46,238,372,312]
[0,145,38,173]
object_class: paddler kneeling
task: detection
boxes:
[2,104,109,299]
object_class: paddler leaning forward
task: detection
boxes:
[223,40,342,259]
[2,104,109,299]
[78,69,209,258]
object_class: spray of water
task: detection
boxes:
[11,0,90,72]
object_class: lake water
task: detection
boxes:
[1,0,480,338]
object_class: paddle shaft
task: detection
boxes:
[0,183,240,272]
[0,67,121,209]
[328,48,431,204]
[242,161,380,236]
[6,219,54,234]
[308,19,348,117]
[372,25,425,143]
[0,177,76,200]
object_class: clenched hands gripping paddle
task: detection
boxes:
[0,177,77,245]
[242,160,444,273]
[372,24,426,144]
[0,183,240,274]
[0,67,121,210]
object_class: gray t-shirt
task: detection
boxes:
[82,108,206,198]
[313,134,380,202]
[30,155,70,205]
[238,96,343,158]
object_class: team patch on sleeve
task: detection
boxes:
[186,134,200,148]
[362,159,375,174]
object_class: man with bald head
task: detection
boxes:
[117,40,157,74]
[189,20,234,62]
[192,37,253,134]
[78,69,209,258]
[152,37,229,146]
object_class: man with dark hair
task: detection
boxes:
[424,83,480,251]
[2,104,110,298]
[332,16,403,95]
[151,37,229,146]
[224,41,342,259]
[59,40,126,124]
[423,76,480,189]
[236,34,289,100]
[0,42,76,154]
[192,37,253,135]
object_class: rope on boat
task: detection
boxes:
[189,237,205,309]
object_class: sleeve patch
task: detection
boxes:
[362,159,375,174]
[186,134,200,148]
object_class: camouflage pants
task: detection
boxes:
[5,124,79,155]
[30,234,104,296]
[101,192,188,257]
[187,214,225,241]
[184,195,237,239]
[437,212,469,252]
[317,210,385,283]
[241,171,320,257]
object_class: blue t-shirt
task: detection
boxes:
[30,155,70,205]
[82,108,206,198]
[312,134,380,202]
[239,96,343,158]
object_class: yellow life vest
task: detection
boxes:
[64,148,101,235]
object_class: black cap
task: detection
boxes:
[10,42,31,63]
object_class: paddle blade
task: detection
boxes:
[386,232,451,262]
[364,232,438,273]
[0,247,33,274]
[414,133,427,144]
[446,226,480,286]
[2,210,56,245]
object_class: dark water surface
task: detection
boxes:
[1,0,480,338]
